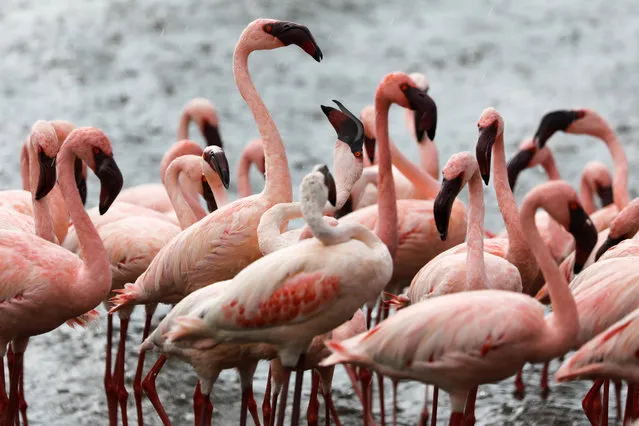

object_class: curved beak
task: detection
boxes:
[433,176,463,241]
[94,152,124,215]
[364,136,376,164]
[74,158,88,206]
[506,148,535,191]
[201,177,218,213]
[202,146,230,189]
[271,21,323,62]
[595,235,625,261]
[321,100,365,158]
[568,203,598,274]
[475,123,497,185]
[403,87,437,142]
[35,151,57,200]
[317,164,337,207]
[202,121,223,148]
[533,110,582,148]
[596,185,614,208]
[334,195,353,219]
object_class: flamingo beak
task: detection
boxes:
[202,121,223,148]
[594,235,625,261]
[334,195,353,220]
[321,100,365,159]
[533,110,583,148]
[94,152,124,215]
[202,146,230,189]
[317,164,337,207]
[596,185,614,208]
[35,151,57,200]
[74,158,88,206]
[364,136,376,164]
[201,176,218,213]
[403,87,437,142]
[476,123,497,185]
[506,148,535,191]
[270,21,323,62]
[434,176,463,241]
[568,202,598,274]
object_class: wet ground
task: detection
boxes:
[1,0,639,424]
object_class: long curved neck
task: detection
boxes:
[389,141,440,199]
[177,111,191,141]
[165,161,200,229]
[234,44,291,204]
[493,132,534,284]
[28,144,56,243]
[521,200,578,352]
[203,165,229,208]
[579,175,598,215]
[237,154,253,198]
[57,147,109,281]
[374,98,398,258]
[20,142,30,190]
[540,153,561,181]
[600,127,629,210]
[258,203,302,255]
[465,171,488,290]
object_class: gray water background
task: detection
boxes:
[1,0,639,424]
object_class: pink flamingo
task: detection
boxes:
[321,179,599,426]
[0,127,124,425]
[116,98,222,213]
[94,146,229,426]
[595,197,639,261]
[109,18,323,313]
[555,307,639,425]
[237,138,266,198]
[164,71,429,426]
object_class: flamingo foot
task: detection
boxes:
[513,368,525,400]
[141,355,171,426]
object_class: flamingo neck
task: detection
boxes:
[57,145,109,288]
[160,140,203,185]
[493,132,534,287]
[418,141,440,180]
[540,153,561,181]
[28,143,56,243]
[521,199,578,355]
[20,141,30,191]
[388,141,440,199]
[164,159,201,229]
[257,203,301,255]
[177,111,191,141]
[600,127,629,210]
[465,171,488,291]
[579,174,598,215]
[233,45,291,204]
[374,97,398,258]
[237,153,253,198]
[203,161,229,208]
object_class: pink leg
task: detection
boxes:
[0,356,7,418]
[602,379,609,426]
[114,318,130,426]
[275,369,290,426]
[513,368,525,400]
[204,395,213,426]
[624,382,635,425]
[134,311,154,426]
[307,371,319,426]
[583,379,604,426]
[343,365,364,405]
[4,351,22,426]
[376,372,386,426]
[104,314,117,426]
[614,380,622,421]
[430,387,438,426]
[141,355,171,426]
[391,380,398,426]
[634,384,639,419]
[269,387,279,426]
[263,367,272,426]
[291,355,306,426]
[322,390,342,426]
[360,368,373,426]
[540,362,550,400]
[194,382,204,426]
[418,385,429,426]
[448,412,463,426]
[18,361,27,426]
[463,387,478,426]
[247,385,261,426]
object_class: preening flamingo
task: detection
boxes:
[237,138,266,198]
[109,19,323,315]
[116,98,222,213]
[0,127,124,425]
[321,180,599,426]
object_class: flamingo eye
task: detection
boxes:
[400,83,409,91]
[354,151,362,158]
[569,201,579,210]
[264,24,272,33]
[92,147,101,155]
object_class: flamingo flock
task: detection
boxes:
[1,16,638,426]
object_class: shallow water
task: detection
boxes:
[1,0,638,424]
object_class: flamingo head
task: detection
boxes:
[434,152,477,241]
[475,107,504,185]
[29,121,60,200]
[184,98,222,149]
[582,161,614,208]
[359,105,377,164]
[243,19,323,62]
[533,109,586,148]
[506,138,556,191]
[595,198,639,260]
[202,146,230,190]
[51,120,87,204]
[408,72,435,144]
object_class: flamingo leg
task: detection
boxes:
[602,379,609,426]
[513,367,525,400]
[307,371,319,426]
[360,367,373,426]
[0,357,7,418]
[291,355,306,426]
[104,314,117,426]
[376,372,386,426]
[194,382,204,426]
[114,318,130,426]
[4,351,22,426]
[269,386,280,426]
[134,311,153,426]
[624,382,636,425]
[418,385,429,426]
[322,390,342,426]
[247,384,261,426]
[391,380,398,426]
[275,369,290,426]
[430,387,438,426]
[583,379,604,426]
[141,354,171,426]
[614,380,622,421]
[18,361,27,426]
[263,367,272,426]
[343,365,364,404]
[540,362,550,400]
[196,388,210,426]
[463,387,478,426]
[448,412,464,426]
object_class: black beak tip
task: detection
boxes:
[314,49,323,62]
[320,105,332,117]
[416,128,426,143]
[481,174,490,185]
[34,190,46,201]
[439,232,447,241]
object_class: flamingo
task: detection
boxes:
[595,197,639,261]
[108,19,323,318]
[555,307,639,425]
[163,71,429,426]
[116,98,222,213]
[0,127,124,425]
[237,138,266,198]
[320,179,599,426]
[93,146,230,426]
